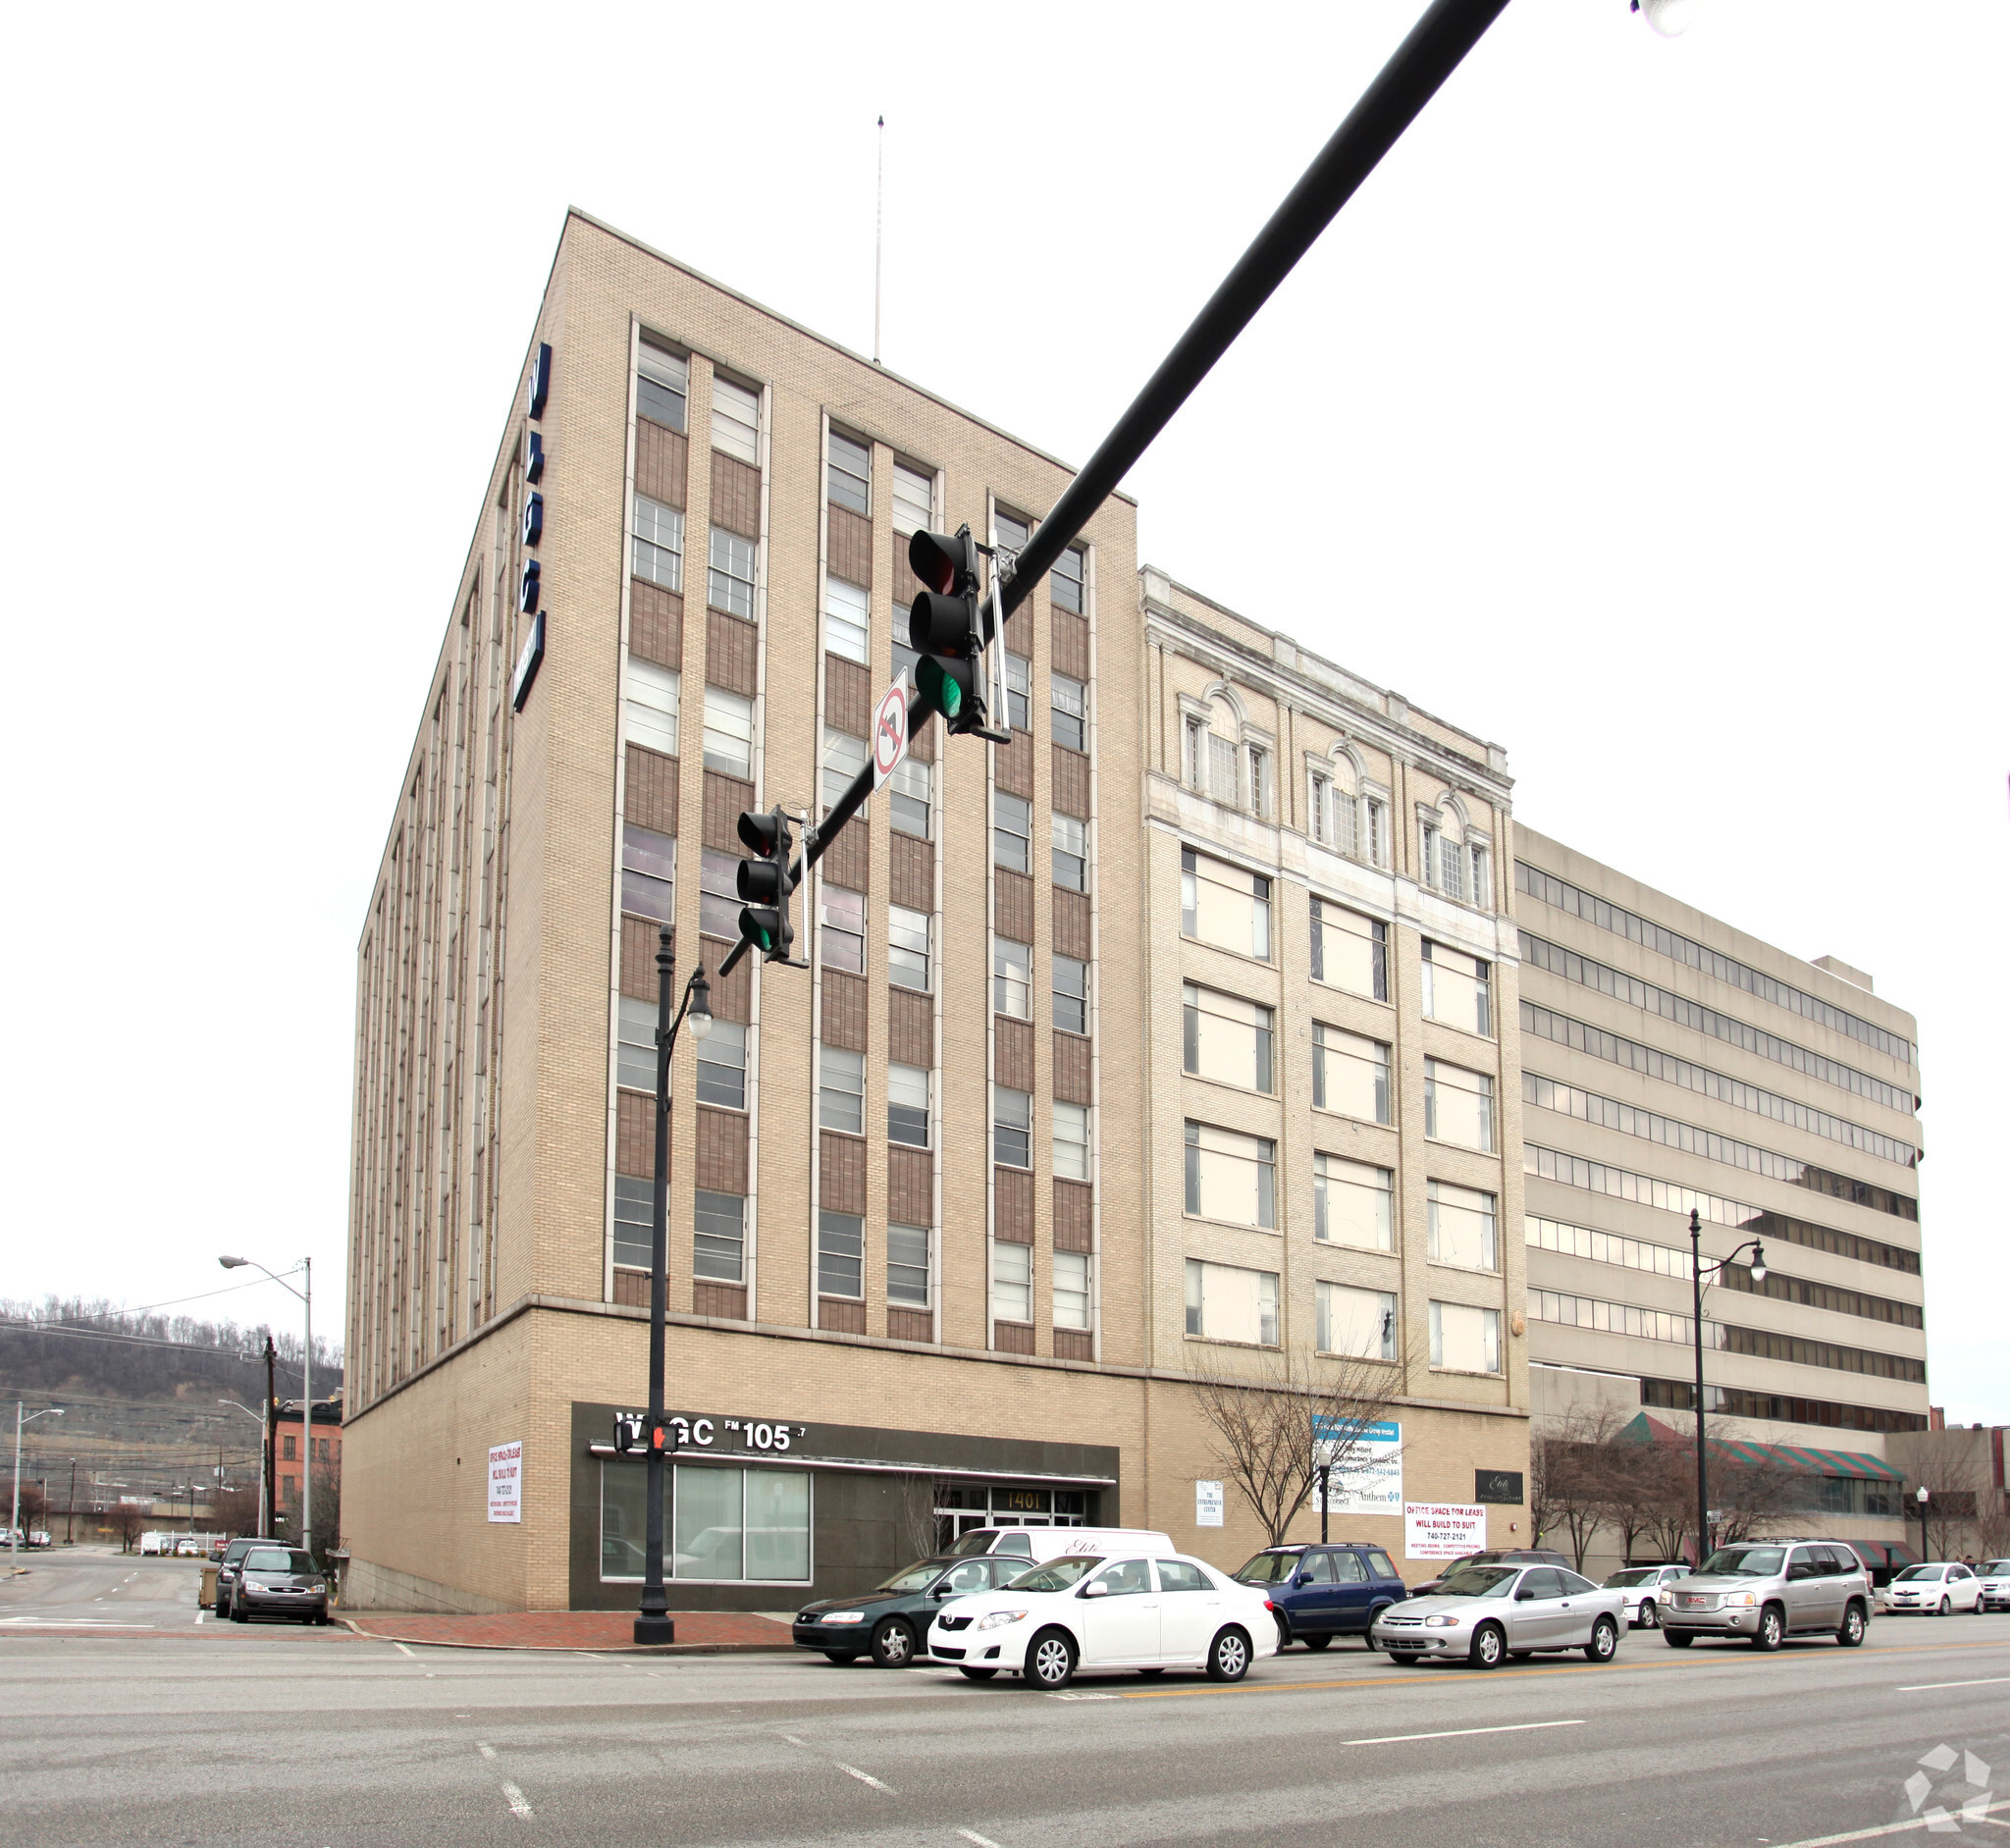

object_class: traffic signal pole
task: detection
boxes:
[717,0,1513,977]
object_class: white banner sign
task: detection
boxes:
[1403,1502,1486,1559]
[488,1441,523,1523]
[1194,1480,1225,1528]
[1314,1417,1402,1517]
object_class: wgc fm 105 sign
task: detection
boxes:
[613,1411,810,1455]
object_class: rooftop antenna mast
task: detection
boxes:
[873,114,884,365]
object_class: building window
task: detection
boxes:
[993,790,1031,873]
[318,1439,331,1463]
[1427,1180,1499,1272]
[992,1241,1032,1324]
[1053,1100,1090,1181]
[1314,1154,1394,1251]
[1424,1059,1495,1151]
[703,688,754,777]
[1208,731,1240,805]
[823,576,870,664]
[1365,798,1388,867]
[1054,1249,1091,1329]
[699,849,741,939]
[891,460,932,536]
[1436,827,1465,901]
[1318,1283,1397,1360]
[694,1189,745,1282]
[602,1460,811,1583]
[621,825,675,923]
[1310,899,1387,1001]
[1184,1122,1276,1229]
[822,726,868,810]
[631,495,684,592]
[623,657,680,756]
[1184,983,1275,1093]
[889,756,930,838]
[1421,941,1492,1035]
[614,1176,653,1269]
[1181,848,1270,960]
[887,1223,930,1307]
[820,884,865,973]
[1053,955,1088,1034]
[820,1045,865,1135]
[1185,1258,1278,1346]
[1248,746,1271,818]
[1051,544,1085,614]
[695,1018,747,1110]
[708,529,757,620]
[1052,814,1087,891]
[636,342,687,432]
[888,1062,930,1147]
[827,429,870,515]
[617,996,656,1092]
[711,376,760,464]
[1469,842,1490,907]
[1312,1024,1391,1124]
[1002,651,1031,733]
[283,1435,297,1462]
[818,1210,864,1298]
[1051,672,1085,752]
[993,937,1031,1018]
[994,1086,1031,1169]
[995,506,1031,557]
[888,904,931,991]
[1310,765,1360,856]
[1430,1299,1502,1374]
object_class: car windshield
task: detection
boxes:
[1982,1561,2010,1576]
[1234,1552,1303,1585]
[1603,1568,1660,1588]
[1005,1558,1103,1593]
[945,1530,1000,1558]
[243,1549,314,1574]
[1894,1565,1943,1582]
[873,1559,949,1593]
[1699,1547,1786,1577]
[1430,1566,1518,1599]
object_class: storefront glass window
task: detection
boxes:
[601,1461,812,1584]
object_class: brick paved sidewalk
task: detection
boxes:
[342,1610,795,1653]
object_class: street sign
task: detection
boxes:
[871,678,911,789]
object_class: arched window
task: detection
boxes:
[1420,797,1490,905]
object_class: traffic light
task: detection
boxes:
[735,807,798,962]
[908,526,992,733]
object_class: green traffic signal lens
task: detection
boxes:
[917,657,962,718]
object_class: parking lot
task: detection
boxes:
[4,1548,2009,1846]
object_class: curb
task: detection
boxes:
[338,1618,793,1656]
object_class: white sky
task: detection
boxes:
[4,3,2002,1420]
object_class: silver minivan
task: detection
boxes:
[1662,1539,1872,1651]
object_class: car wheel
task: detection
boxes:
[956,1666,998,1681]
[821,1652,859,1664]
[1273,1614,1293,1652]
[870,1618,917,1669]
[1585,1616,1619,1663]
[1025,1628,1076,1691]
[1302,1633,1333,1652]
[1365,1607,1392,1644]
[1937,1596,1951,1617]
[1836,1603,1867,1648]
[1752,1605,1784,1651]
[1468,1622,1506,1670]
[1639,1601,1661,1630]
[1206,1627,1251,1683]
[1664,1630,1693,1648]
[230,1604,248,1623]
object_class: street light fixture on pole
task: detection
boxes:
[1915,1485,1931,1564]
[11,1404,64,1556]
[218,1399,269,1537]
[637,932,712,1647]
[1687,1208,1767,1564]
[218,1255,314,1558]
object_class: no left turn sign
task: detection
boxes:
[871,680,910,789]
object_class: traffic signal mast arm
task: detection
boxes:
[717,0,1509,980]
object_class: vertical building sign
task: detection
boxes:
[488,1440,523,1523]
[1194,1480,1224,1528]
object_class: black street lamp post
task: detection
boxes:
[1687,1208,1768,1564]
[1915,1485,1930,1564]
[636,928,711,1648]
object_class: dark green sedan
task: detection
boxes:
[793,1555,1025,1667]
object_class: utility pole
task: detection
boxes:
[67,1458,77,1546]
[264,1337,277,1537]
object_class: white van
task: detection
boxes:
[943,1526,1175,1565]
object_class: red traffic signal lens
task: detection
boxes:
[909,528,973,597]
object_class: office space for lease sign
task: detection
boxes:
[488,1441,523,1523]
[1403,1502,1485,1558]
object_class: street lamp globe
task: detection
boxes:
[1635,0,1693,36]
[1749,1242,1768,1284]
[218,1256,247,1270]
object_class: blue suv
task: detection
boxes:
[1235,1543,1406,1650]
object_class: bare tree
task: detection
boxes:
[898,1476,943,1562]
[1187,1345,1398,1550]
[1529,1406,1630,1570]
[1634,1445,1698,1565]
[1709,1431,1805,1546]
[110,1505,146,1553]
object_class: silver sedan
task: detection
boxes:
[1371,1563,1628,1668]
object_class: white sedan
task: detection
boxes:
[1978,1560,2010,1613]
[1372,1562,1628,1667]
[925,1552,1278,1689]
[1886,1562,1984,1615]
[1602,1563,1691,1629]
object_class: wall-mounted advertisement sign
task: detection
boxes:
[1403,1502,1486,1559]
[1315,1417,1402,1516]
[1195,1480,1225,1528]
[488,1441,523,1523]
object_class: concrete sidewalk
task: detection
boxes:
[342,1610,795,1653]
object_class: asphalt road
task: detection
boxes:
[4,1550,2008,1848]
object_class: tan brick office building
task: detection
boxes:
[341,213,1547,1613]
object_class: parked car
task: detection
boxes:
[940,1526,1176,1566]
[1977,1560,2010,1613]
[215,1536,287,1617]
[925,1551,1277,1689]
[227,1546,330,1625]
[1407,1549,1571,1598]
[1885,1562,1983,1616]
[1372,1562,1626,1668]
[27,1530,53,1550]
[1233,1542,1407,1650]
[1662,1541,1872,1650]
[173,1536,205,1558]
[792,1555,1027,1666]
[1602,1563,1691,1629]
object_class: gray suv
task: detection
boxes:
[1662,1540,1872,1651]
